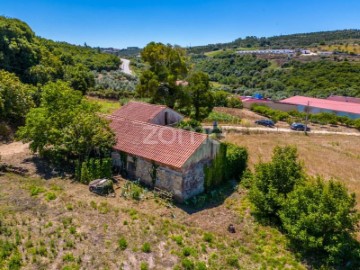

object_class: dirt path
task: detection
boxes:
[120,58,132,75]
[0,142,30,157]
[204,125,360,136]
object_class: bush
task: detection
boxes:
[182,246,197,257]
[205,143,248,190]
[203,233,214,243]
[226,96,243,109]
[251,104,289,122]
[225,143,248,180]
[118,237,128,251]
[249,146,304,218]
[279,177,360,266]
[140,262,149,270]
[181,258,195,270]
[45,192,57,201]
[141,242,151,253]
[226,255,240,268]
[63,253,75,262]
[76,158,113,184]
[177,119,203,133]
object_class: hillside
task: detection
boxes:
[0,16,120,88]
[187,29,360,54]
[192,51,360,99]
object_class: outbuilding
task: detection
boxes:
[108,102,220,201]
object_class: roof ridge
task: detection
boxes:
[109,115,208,139]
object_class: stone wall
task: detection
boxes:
[181,160,209,200]
[111,138,219,201]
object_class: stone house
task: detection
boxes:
[108,102,220,201]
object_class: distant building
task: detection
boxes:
[108,102,220,201]
[280,96,360,119]
[327,95,360,104]
[237,49,295,55]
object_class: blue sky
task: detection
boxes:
[1,0,359,48]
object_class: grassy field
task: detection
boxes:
[86,97,121,114]
[225,132,360,208]
[0,172,306,269]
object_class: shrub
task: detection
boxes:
[225,143,248,180]
[249,146,304,219]
[205,143,248,190]
[279,177,360,266]
[226,96,243,109]
[181,258,195,270]
[177,119,203,133]
[226,255,240,268]
[182,246,196,257]
[118,237,128,251]
[171,235,183,246]
[141,242,151,253]
[140,262,149,270]
[8,253,22,270]
[30,186,46,196]
[45,192,57,201]
[63,253,75,262]
[203,233,214,243]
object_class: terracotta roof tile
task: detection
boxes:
[108,117,208,170]
[112,101,167,123]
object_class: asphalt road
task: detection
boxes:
[120,58,132,75]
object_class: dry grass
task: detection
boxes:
[225,132,360,207]
[86,96,121,114]
[0,172,305,269]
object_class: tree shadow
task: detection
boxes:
[176,180,239,214]
[23,156,73,180]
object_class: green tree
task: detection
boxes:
[17,81,115,164]
[137,42,188,108]
[279,177,360,266]
[187,72,214,121]
[0,70,35,125]
[0,16,40,77]
[249,146,304,218]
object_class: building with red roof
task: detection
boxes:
[112,101,183,125]
[280,96,360,119]
[108,102,219,201]
[327,95,360,105]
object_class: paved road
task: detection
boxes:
[204,125,360,137]
[120,58,132,75]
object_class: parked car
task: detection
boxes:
[89,179,114,196]
[255,119,275,127]
[290,123,310,131]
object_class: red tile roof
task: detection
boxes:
[280,96,360,115]
[112,101,167,123]
[327,96,360,104]
[108,116,208,170]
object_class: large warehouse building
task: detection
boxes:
[280,96,360,119]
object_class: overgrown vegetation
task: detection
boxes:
[74,158,112,184]
[17,81,115,165]
[192,51,360,98]
[248,146,360,268]
[188,29,360,54]
[0,16,120,88]
[204,143,248,191]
